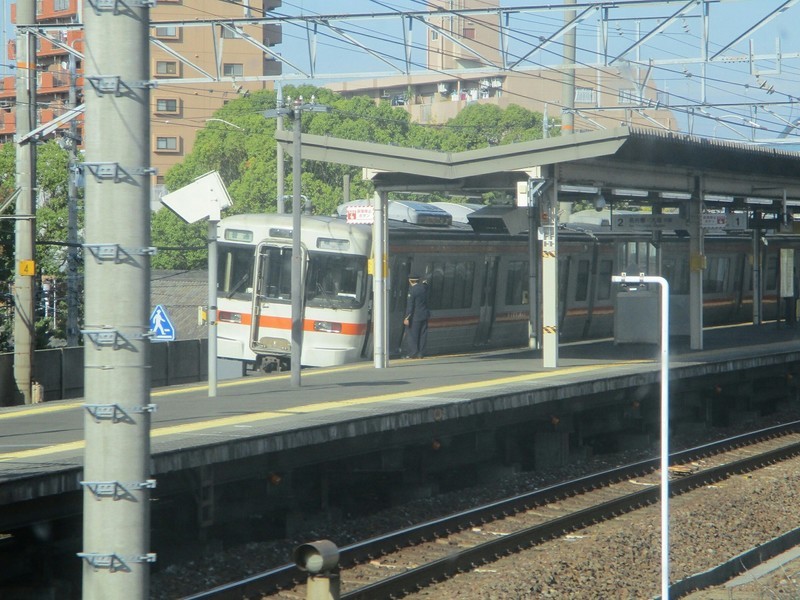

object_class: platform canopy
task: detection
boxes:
[276,125,800,364]
[276,126,800,208]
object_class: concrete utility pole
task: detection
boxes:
[78,0,155,598]
[561,0,576,135]
[13,0,37,405]
[276,83,285,214]
[264,97,329,387]
[66,50,80,347]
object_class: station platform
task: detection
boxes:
[2,322,800,530]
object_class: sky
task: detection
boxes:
[3,0,800,142]
[275,0,800,142]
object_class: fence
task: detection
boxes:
[0,339,210,406]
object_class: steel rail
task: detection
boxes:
[183,420,800,600]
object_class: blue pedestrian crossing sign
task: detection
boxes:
[150,304,176,342]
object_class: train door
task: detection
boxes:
[390,258,413,355]
[249,241,306,364]
[558,256,571,332]
[474,256,499,345]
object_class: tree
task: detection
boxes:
[153,86,551,269]
[0,139,78,348]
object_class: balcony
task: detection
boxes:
[38,71,70,94]
[0,76,15,100]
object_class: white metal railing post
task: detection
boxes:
[612,272,670,600]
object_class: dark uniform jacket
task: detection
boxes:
[405,282,430,323]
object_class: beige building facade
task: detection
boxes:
[330,0,676,133]
[2,0,281,199]
[328,66,676,133]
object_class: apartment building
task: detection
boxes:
[330,0,676,132]
[328,66,676,133]
[0,0,281,196]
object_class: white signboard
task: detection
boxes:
[613,214,688,231]
[161,171,232,223]
[346,205,374,224]
[701,213,747,230]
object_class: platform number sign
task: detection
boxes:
[150,304,176,342]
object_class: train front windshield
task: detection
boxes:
[218,243,254,299]
[250,246,368,309]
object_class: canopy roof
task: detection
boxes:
[276,126,800,206]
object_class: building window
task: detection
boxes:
[431,30,439,41]
[156,98,179,113]
[223,63,244,77]
[156,136,178,151]
[575,87,596,104]
[155,26,178,38]
[618,88,640,105]
[221,26,239,39]
[462,28,475,39]
[54,0,70,11]
[155,61,178,76]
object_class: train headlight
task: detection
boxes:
[218,311,242,324]
[313,321,342,333]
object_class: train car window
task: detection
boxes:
[441,263,456,308]
[428,260,475,310]
[575,260,590,302]
[731,254,744,294]
[558,257,570,302]
[596,259,613,300]
[663,257,689,295]
[218,243,255,299]
[428,262,445,309]
[703,256,729,294]
[453,261,475,308]
[390,259,412,312]
[621,241,655,275]
[765,255,779,290]
[505,261,528,305]
[646,242,658,274]
[305,252,368,309]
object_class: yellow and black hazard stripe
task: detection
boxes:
[543,325,557,334]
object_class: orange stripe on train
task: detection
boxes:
[225,313,367,335]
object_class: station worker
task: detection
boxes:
[403,274,430,359]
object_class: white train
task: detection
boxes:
[216,205,798,372]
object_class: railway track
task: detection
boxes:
[184,421,800,600]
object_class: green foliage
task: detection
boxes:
[151,209,207,270]
[0,142,14,286]
[154,86,550,268]
[0,139,79,349]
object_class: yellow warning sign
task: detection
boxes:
[18,260,35,276]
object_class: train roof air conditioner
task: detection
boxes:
[467,206,528,235]
[389,200,452,226]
